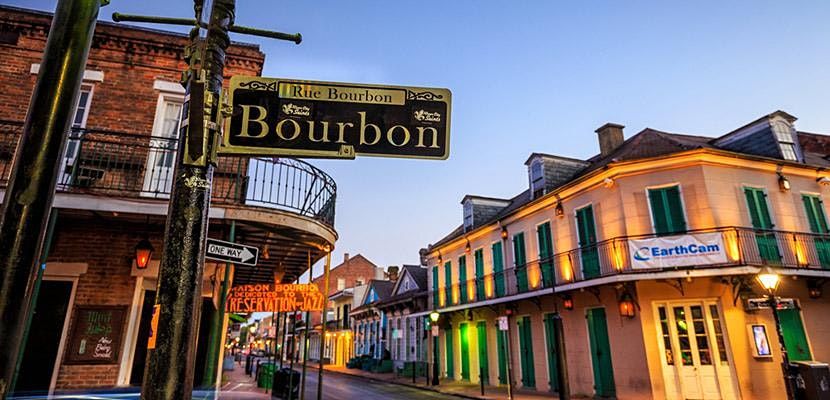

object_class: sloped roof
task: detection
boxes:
[403,265,428,290]
[430,123,830,249]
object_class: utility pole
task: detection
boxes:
[111,2,300,399]
[316,250,332,400]
[0,1,104,397]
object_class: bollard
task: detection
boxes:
[479,368,484,396]
[412,362,416,384]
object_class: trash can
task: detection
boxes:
[271,368,301,400]
[223,355,235,371]
[257,362,275,389]
[791,361,830,400]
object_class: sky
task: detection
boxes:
[8,0,830,278]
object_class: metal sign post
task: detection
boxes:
[110,3,300,399]
[316,250,332,400]
[0,1,104,397]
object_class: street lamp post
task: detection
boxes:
[757,269,794,400]
[429,311,440,386]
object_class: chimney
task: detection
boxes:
[386,266,399,282]
[596,123,625,157]
[343,253,350,263]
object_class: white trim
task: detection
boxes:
[118,276,146,386]
[153,79,185,94]
[40,275,79,395]
[30,63,104,82]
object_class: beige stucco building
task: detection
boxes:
[425,111,830,399]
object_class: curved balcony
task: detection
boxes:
[0,120,337,283]
[0,120,336,226]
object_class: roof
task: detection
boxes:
[404,265,428,290]
[350,279,394,315]
[430,115,830,249]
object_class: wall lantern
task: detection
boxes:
[818,177,830,187]
[429,310,440,323]
[135,237,154,270]
[562,294,574,310]
[618,293,636,318]
[778,173,791,192]
[807,280,823,299]
[603,177,615,188]
[555,202,565,218]
[437,252,443,265]
[500,227,508,240]
[465,240,471,254]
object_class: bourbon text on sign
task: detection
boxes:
[226,283,325,313]
[220,76,451,160]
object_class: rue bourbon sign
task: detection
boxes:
[220,76,451,159]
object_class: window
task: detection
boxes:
[72,85,94,128]
[530,159,545,198]
[771,120,799,161]
[355,278,364,286]
[648,185,687,235]
[337,278,345,291]
[463,201,474,231]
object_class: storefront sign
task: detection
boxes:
[220,76,451,160]
[629,232,727,269]
[497,316,508,331]
[64,306,127,364]
[749,324,772,357]
[227,283,325,313]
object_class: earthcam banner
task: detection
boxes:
[220,76,451,160]
[227,283,325,313]
[629,232,728,269]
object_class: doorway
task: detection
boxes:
[141,95,182,197]
[15,279,75,394]
[129,290,156,385]
[586,307,615,398]
[655,301,739,400]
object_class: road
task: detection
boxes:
[221,369,459,400]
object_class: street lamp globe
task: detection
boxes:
[757,269,781,293]
[429,311,440,323]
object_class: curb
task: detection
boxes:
[310,366,486,400]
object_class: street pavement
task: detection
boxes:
[221,363,459,400]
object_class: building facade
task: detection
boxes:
[427,111,830,399]
[0,6,337,394]
[351,279,396,360]
[376,265,430,372]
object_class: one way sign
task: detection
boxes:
[205,238,259,266]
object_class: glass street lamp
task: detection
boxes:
[134,238,154,269]
[757,269,793,400]
[429,311,440,386]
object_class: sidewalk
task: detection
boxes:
[303,361,565,400]
[220,359,270,399]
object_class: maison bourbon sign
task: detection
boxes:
[227,283,325,313]
[220,76,451,159]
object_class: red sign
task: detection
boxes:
[227,284,325,313]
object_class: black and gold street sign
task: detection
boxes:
[220,76,451,159]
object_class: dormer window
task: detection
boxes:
[530,159,544,198]
[771,120,799,161]
[463,200,474,231]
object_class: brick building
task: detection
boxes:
[0,5,337,394]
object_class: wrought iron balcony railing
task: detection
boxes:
[0,120,336,226]
[430,226,830,310]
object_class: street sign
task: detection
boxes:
[205,238,259,266]
[497,316,508,331]
[431,325,439,337]
[745,297,796,311]
[220,76,451,160]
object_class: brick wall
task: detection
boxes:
[307,254,379,326]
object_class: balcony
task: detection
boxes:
[0,120,337,283]
[431,226,830,310]
[0,120,336,226]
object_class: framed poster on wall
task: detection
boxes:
[64,305,127,364]
[748,324,773,358]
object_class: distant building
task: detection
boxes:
[376,265,430,371]
[351,279,396,359]
[427,112,830,399]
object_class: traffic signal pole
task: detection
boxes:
[0,1,103,397]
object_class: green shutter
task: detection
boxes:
[518,316,536,388]
[744,188,781,263]
[496,328,507,384]
[458,256,468,304]
[477,321,490,385]
[513,233,528,292]
[543,314,559,392]
[778,308,813,362]
[537,222,554,287]
[802,195,830,268]
[445,327,455,379]
[474,249,485,301]
[576,206,600,279]
[649,186,687,235]
[587,308,616,397]
[444,261,452,305]
[432,266,439,307]
[493,242,506,297]
[460,323,470,380]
